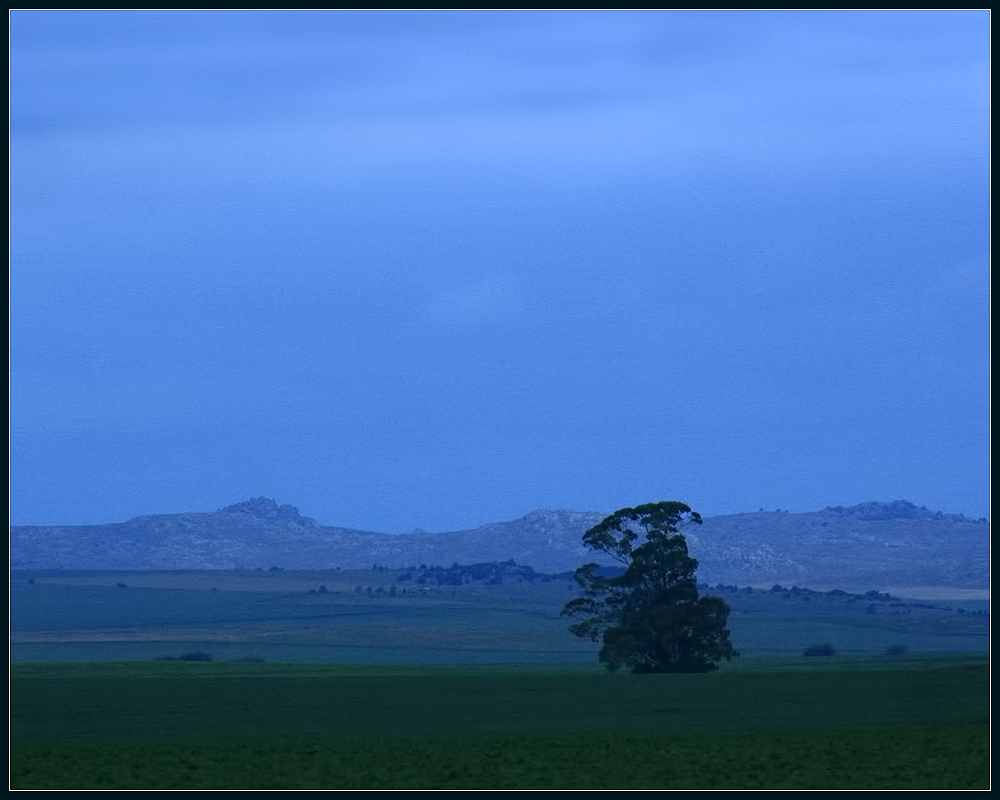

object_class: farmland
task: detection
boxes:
[10,567,989,788]
[10,566,989,663]
[10,658,989,789]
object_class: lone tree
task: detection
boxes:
[562,501,737,673]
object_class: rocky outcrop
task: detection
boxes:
[217,497,319,527]
[10,499,989,592]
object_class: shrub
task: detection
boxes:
[179,652,213,662]
[803,643,835,657]
[884,644,909,656]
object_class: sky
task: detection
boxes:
[10,10,990,531]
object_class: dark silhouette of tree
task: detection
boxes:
[562,501,737,673]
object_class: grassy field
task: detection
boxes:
[10,657,990,789]
[10,568,990,787]
[10,568,989,663]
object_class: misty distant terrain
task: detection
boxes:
[10,498,988,594]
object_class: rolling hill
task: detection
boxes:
[10,498,988,594]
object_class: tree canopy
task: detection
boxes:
[562,501,737,673]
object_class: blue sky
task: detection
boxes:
[10,10,990,530]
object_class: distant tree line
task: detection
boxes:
[155,652,213,661]
[389,560,562,586]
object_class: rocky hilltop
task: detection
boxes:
[10,498,989,593]
[688,502,988,592]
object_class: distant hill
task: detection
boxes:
[10,498,989,593]
[687,503,988,593]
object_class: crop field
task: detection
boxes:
[10,568,990,663]
[10,658,990,789]
[10,568,990,788]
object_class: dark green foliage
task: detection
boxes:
[563,501,737,673]
[426,560,539,586]
[178,652,212,662]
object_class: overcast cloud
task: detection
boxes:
[10,10,989,530]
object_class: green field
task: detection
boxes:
[10,657,990,789]
[10,569,991,787]
[10,568,990,663]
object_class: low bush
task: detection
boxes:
[179,652,213,662]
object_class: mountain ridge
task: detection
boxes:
[10,498,989,593]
